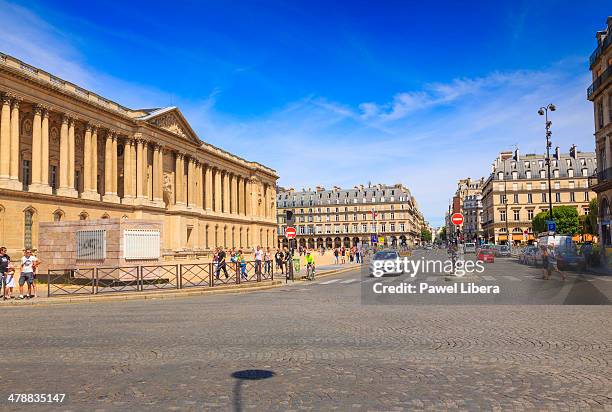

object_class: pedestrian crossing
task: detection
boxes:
[311,274,612,286]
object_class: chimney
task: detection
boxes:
[569,144,577,159]
[514,147,520,161]
[554,146,560,160]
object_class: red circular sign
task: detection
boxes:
[451,213,464,226]
[285,227,297,239]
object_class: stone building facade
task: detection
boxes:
[276,184,425,249]
[0,53,278,257]
[587,17,612,262]
[481,148,596,245]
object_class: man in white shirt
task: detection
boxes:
[254,246,263,276]
[18,248,39,299]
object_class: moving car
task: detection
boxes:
[495,245,511,257]
[464,243,476,253]
[369,250,402,277]
[477,249,494,263]
[556,249,586,271]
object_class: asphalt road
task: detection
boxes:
[2,250,612,411]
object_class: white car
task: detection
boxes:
[369,250,402,277]
[464,243,476,253]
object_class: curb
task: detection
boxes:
[1,280,283,308]
[288,265,359,283]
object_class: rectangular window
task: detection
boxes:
[50,165,57,190]
[513,210,520,221]
[527,210,534,220]
[555,193,561,202]
[22,160,30,191]
[584,192,590,201]
[500,210,506,221]
[513,194,519,203]
[362,224,367,233]
[542,193,547,202]
[570,192,575,202]
[390,223,395,232]
[400,223,405,232]
[527,193,532,204]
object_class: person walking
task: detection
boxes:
[283,247,292,279]
[254,246,263,276]
[334,248,339,264]
[238,250,247,280]
[215,248,229,280]
[3,263,14,299]
[543,245,566,281]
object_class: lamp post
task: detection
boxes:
[538,104,556,222]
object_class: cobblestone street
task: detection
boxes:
[2,250,612,411]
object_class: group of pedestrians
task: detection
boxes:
[212,246,276,281]
[0,247,40,300]
[332,246,361,264]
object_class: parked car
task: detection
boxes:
[464,243,476,253]
[477,244,494,255]
[477,249,494,263]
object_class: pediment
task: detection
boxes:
[142,108,201,144]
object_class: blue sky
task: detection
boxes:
[0,1,608,225]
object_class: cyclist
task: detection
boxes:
[305,250,316,281]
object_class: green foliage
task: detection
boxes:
[584,198,598,235]
[421,228,432,242]
[531,206,580,235]
[439,227,447,241]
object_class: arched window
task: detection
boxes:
[24,209,34,249]
[53,210,63,222]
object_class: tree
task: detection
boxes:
[440,227,447,241]
[585,198,598,236]
[421,228,432,242]
[531,206,580,235]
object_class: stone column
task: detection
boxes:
[231,173,238,214]
[186,157,194,208]
[57,116,77,197]
[196,161,204,210]
[606,135,612,171]
[9,98,20,185]
[30,105,42,188]
[135,139,145,201]
[103,131,120,203]
[223,171,230,213]
[214,168,222,212]
[122,138,135,204]
[91,126,98,194]
[245,178,252,216]
[204,164,213,211]
[175,153,185,206]
[68,118,76,192]
[81,124,98,200]
[0,94,10,181]
[41,109,51,192]
[151,144,164,207]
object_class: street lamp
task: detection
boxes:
[538,103,556,222]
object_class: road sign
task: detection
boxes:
[546,220,556,232]
[378,236,385,244]
[371,234,378,243]
[285,227,297,239]
[451,213,464,226]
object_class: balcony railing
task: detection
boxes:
[590,33,612,67]
[587,64,612,100]
[589,167,612,189]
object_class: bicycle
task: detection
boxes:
[306,263,316,281]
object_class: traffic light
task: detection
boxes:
[286,210,295,225]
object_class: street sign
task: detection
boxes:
[546,220,556,232]
[378,236,385,244]
[451,213,464,226]
[285,227,297,239]
[371,234,378,243]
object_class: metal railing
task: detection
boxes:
[46,262,274,297]
[589,167,612,189]
[587,65,612,100]
[589,32,612,67]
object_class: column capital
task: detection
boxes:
[85,123,93,132]
[0,93,11,105]
[10,96,21,109]
[176,152,185,160]
[32,104,43,116]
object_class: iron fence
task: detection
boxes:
[46,261,272,297]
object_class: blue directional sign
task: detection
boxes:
[371,234,378,243]
[546,220,556,232]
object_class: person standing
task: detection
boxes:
[254,246,263,276]
[18,248,39,299]
[264,247,272,275]
[275,249,284,275]
[283,247,292,279]
[3,263,14,299]
[334,248,339,264]
[0,246,10,300]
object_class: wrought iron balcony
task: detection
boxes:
[589,167,612,191]
[587,65,612,100]
[590,33,612,67]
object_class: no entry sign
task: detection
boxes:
[451,213,464,226]
[285,227,297,239]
